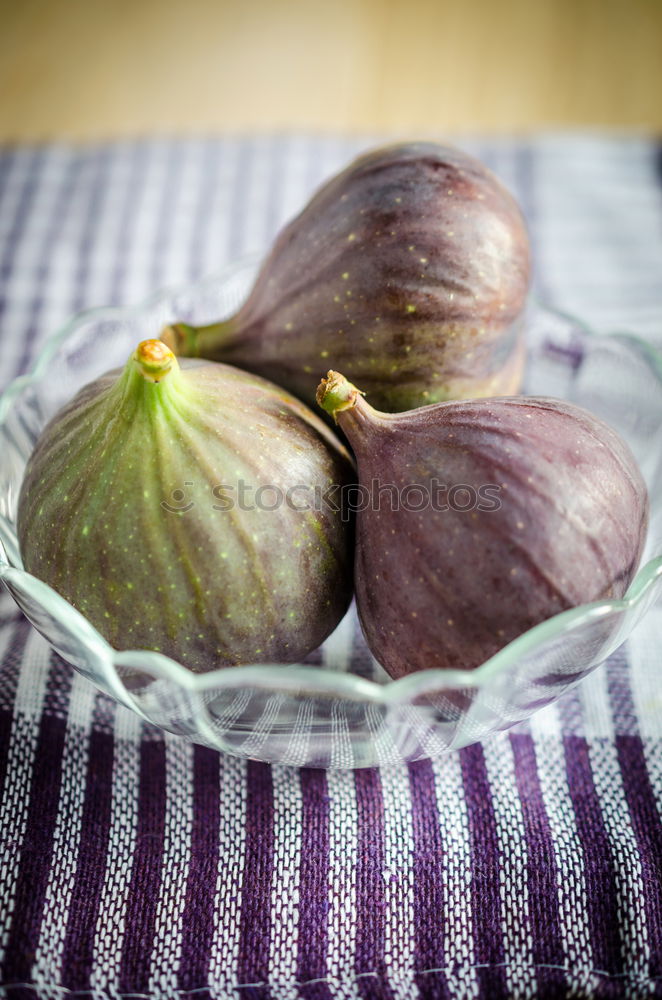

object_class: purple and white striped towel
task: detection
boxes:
[0,135,662,999]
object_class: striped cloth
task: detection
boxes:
[0,135,662,999]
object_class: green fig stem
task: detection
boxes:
[133,339,179,383]
[316,371,365,423]
[161,319,235,360]
[115,339,193,419]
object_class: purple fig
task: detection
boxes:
[18,341,354,671]
[163,141,530,412]
[316,371,649,678]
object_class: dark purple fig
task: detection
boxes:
[18,341,354,672]
[316,371,648,678]
[163,141,530,412]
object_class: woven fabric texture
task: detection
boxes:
[0,135,661,999]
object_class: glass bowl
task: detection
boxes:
[1,258,661,769]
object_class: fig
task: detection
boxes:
[317,371,649,678]
[17,341,354,672]
[163,141,530,412]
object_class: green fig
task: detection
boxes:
[18,341,354,671]
[163,141,530,412]
[317,371,649,678]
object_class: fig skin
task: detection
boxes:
[163,141,530,412]
[317,371,649,678]
[17,341,355,672]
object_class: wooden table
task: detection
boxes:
[1,0,660,139]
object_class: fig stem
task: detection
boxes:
[133,339,179,383]
[161,318,235,359]
[316,370,365,422]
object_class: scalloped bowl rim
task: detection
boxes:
[0,258,661,709]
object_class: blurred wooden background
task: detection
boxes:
[1,0,661,140]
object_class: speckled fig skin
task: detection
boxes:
[163,141,530,412]
[17,341,355,672]
[317,372,649,677]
